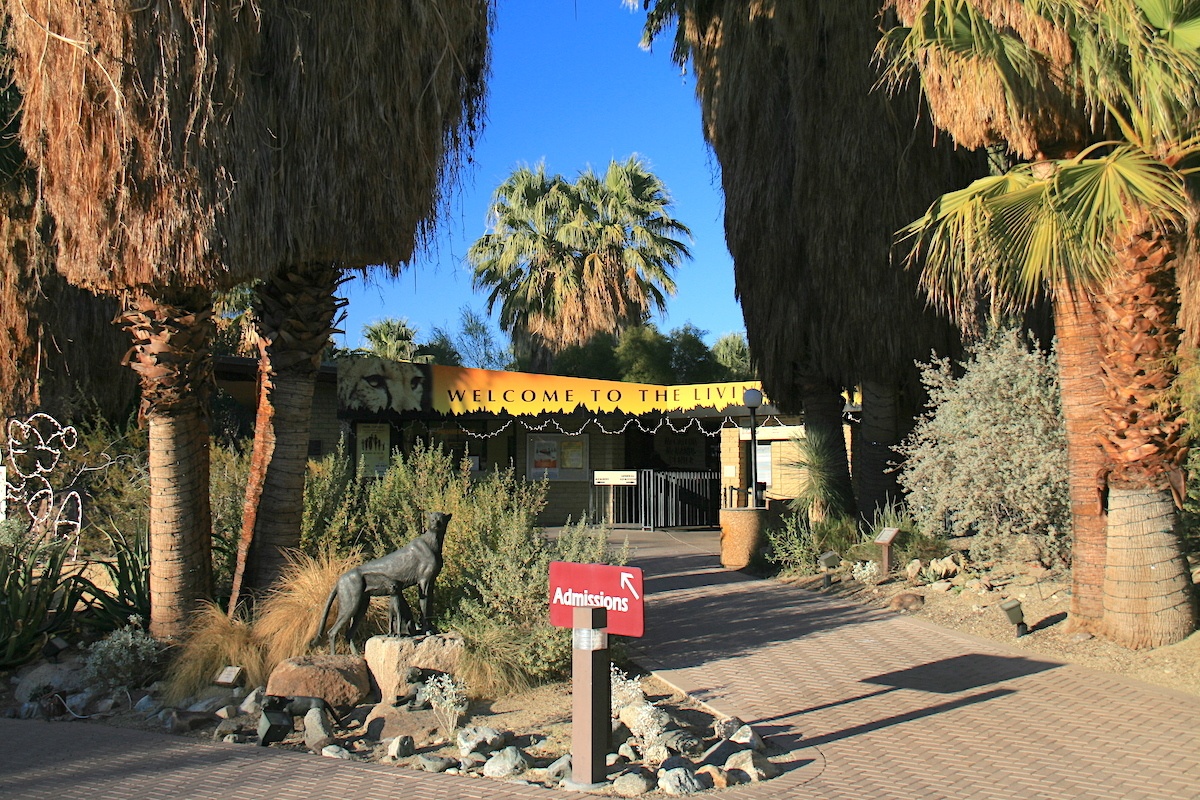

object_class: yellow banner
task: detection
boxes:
[429,365,763,416]
[337,357,767,417]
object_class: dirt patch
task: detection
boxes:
[787,569,1200,699]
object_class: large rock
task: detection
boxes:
[724,750,780,782]
[482,746,531,778]
[612,770,656,797]
[266,655,370,709]
[303,707,336,752]
[699,738,744,767]
[696,764,732,789]
[413,754,456,773]
[457,725,507,756]
[15,659,86,703]
[362,702,409,741]
[363,634,464,704]
[658,767,703,796]
[728,724,766,752]
[656,729,704,757]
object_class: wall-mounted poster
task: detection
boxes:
[528,434,588,481]
[356,422,392,477]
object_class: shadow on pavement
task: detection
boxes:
[633,551,892,668]
[863,653,1062,693]
[762,688,1015,752]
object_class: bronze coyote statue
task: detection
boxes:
[313,511,451,655]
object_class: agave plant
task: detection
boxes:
[0,528,83,668]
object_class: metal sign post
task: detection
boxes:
[569,606,610,788]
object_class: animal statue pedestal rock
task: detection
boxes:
[266,654,371,710]
[364,633,465,705]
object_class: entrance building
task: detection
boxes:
[336,358,805,527]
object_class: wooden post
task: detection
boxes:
[570,606,610,787]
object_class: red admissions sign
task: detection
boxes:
[549,561,645,638]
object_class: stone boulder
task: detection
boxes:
[413,754,456,773]
[303,707,336,752]
[15,659,86,703]
[658,766,703,796]
[457,725,507,756]
[265,655,370,709]
[724,750,780,782]
[612,769,656,797]
[696,764,732,789]
[483,746,532,778]
[363,634,464,704]
[728,723,766,752]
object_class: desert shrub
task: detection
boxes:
[896,327,1071,566]
[610,664,646,711]
[298,442,621,695]
[82,619,165,692]
[851,560,882,584]
[765,513,818,575]
[866,499,948,566]
[301,441,552,618]
[424,672,469,736]
[767,512,867,575]
[786,427,851,524]
[451,516,621,692]
[0,530,83,668]
[56,417,148,552]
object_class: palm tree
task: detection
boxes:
[880,0,1199,647]
[226,3,492,607]
[469,157,691,370]
[636,1,977,521]
[5,2,492,637]
[362,318,428,363]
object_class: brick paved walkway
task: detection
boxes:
[1,529,1197,799]
[629,543,1200,800]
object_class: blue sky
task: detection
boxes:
[334,1,743,352]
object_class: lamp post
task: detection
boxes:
[743,388,763,508]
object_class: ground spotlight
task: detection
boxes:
[1000,598,1029,637]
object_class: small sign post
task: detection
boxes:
[550,562,645,789]
[875,527,901,575]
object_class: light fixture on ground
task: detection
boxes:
[743,388,763,508]
[818,550,840,589]
[999,598,1029,637]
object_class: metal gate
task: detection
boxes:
[591,469,720,529]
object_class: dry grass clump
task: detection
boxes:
[452,620,533,699]
[254,549,387,666]
[164,550,392,701]
[162,602,266,705]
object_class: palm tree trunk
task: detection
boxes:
[855,379,903,520]
[797,372,855,518]
[147,410,213,638]
[117,290,215,640]
[1101,487,1195,649]
[1054,291,1108,633]
[228,263,344,609]
[1093,225,1194,648]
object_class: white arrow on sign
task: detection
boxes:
[620,571,640,600]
